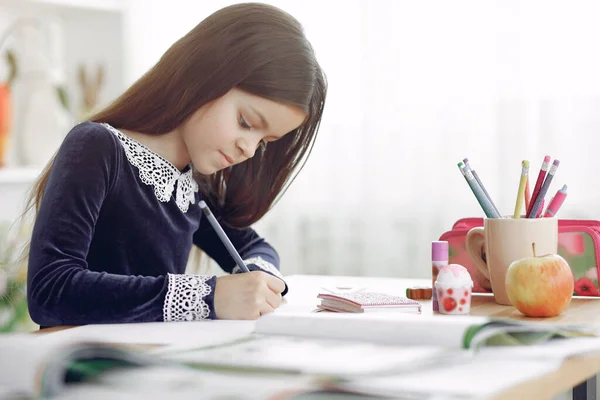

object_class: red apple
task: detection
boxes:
[505,243,573,317]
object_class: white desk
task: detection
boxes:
[39,274,600,399]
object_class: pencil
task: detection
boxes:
[199,200,249,272]
[513,160,529,219]
[543,184,568,217]
[527,159,560,219]
[463,158,501,217]
[458,162,501,218]
[526,155,551,217]
[524,174,531,211]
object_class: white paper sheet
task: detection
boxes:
[256,312,490,348]
[47,320,256,348]
[55,365,320,400]
[0,333,84,396]
[163,335,466,377]
[338,356,562,398]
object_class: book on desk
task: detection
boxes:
[316,291,422,313]
[1,312,598,399]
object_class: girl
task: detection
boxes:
[25,2,327,327]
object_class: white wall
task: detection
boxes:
[121,0,600,278]
[121,1,600,279]
[0,2,125,230]
[5,1,599,279]
[0,1,124,168]
[1,183,31,225]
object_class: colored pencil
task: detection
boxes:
[463,158,501,217]
[524,174,531,211]
[199,201,249,272]
[514,160,529,218]
[458,162,501,218]
[536,200,545,218]
[544,185,568,217]
[527,159,560,218]
[526,155,551,217]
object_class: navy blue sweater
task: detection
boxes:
[27,122,286,327]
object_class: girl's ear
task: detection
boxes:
[78,65,87,87]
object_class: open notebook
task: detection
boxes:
[0,333,319,400]
[2,314,598,398]
[159,313,598,377]
[258,313,596,349]
[0,334,160,399]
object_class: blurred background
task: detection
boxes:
[2,0,600,292]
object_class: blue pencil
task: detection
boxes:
[199,201,249,272]
[458,162,501,218]
[463,158,501,217]
[527,159,560,218]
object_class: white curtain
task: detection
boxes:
[125,0,600,278]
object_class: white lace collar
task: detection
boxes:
[102,123,199,213]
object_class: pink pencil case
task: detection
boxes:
[439,218,600,297]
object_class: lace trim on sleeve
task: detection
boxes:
[163,274,212,321]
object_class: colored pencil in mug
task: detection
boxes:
[524,174,531,211]
[527,159,560,218]
[526,155,551,217]
[463,158,501,217]
[513,160,529,219]
[536,200,545,218]
[544,184,567,217]
[458,162,501,218]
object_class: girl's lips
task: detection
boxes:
[220,151,234,165]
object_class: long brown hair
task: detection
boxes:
[26,2,326,229]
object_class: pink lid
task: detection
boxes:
[432,241,448,261]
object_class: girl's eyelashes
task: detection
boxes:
[239,115,252,129]
[240,114,266,150]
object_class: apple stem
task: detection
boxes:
[532,242,536,257]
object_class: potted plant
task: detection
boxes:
[0,221,36,332]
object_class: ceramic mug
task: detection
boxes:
[465,217,558,305]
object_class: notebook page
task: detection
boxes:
[163,335,458,377]
[49,320,256,347]
[337,356,562,398]
[57,364,320,400]
[255,312,490,348]
[0,333,82,396]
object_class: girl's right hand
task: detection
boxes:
[214,271,285,320]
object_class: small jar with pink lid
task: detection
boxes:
[435,264,473,315]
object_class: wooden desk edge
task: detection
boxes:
[32,326,77,334]
[491,354,600,400]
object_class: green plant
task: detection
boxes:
[0,221,35,332]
